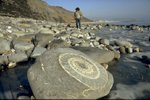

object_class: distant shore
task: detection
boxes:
[96,19,150,26]
[80,20,150,26]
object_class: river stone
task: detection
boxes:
[93,41,100,47]
[126,47,133,54]
[13,41,34,52]
[80,41,91,47]
[15,34,35,43]
[34,33,54,47]
[70,38,83,46]
[115,40,133,48]
[39,28,54,35]
[55,32,69,39]
[106,45,114,51]
[133,47,140,52]
[119,46,126,54]
[7,62,17,69]
[0,55,8,65]
[113,51,121,60]
[72,47,115,64]
[100,39,110,46]
[12,31,26,37]
[31,47,47,58]
[47,39,70,49]
[8,53,28,63]
[27,48,114,99]
[0,38,11,54]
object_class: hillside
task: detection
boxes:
[0,0,91,22]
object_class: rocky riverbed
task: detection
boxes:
[0,16,150,99]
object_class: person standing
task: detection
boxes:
[74,7,82,29]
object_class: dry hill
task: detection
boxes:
[0,0,91,22]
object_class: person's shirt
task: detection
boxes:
[74,11,82,19]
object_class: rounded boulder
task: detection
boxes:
[27,48,114,99]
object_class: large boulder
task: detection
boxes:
[34,33,54,47]
[72,47,115,64]
[27,48,114,99]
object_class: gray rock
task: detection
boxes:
[0,55,8,65]
[80,41,91,47]
[70,38,83,44]
[34,33,54,47]
[15,34,35,43]
[133,47,140,52]
[71,32,79,37]
[100,39,110,46]
[72,47,115,64]
[113,51,121,60]
[88,32,95,36]
[55,31,69,39]
[115,40,133,48]
[95,36,101,41]
[31,47,47,58]
[12,31,26,37]
[126,47,133,54]
[106,45,114,51]
[0,38,11,54]
[39,28,54,35]
[93,41,100,47]
[7,62,17,69]
[8,53,28,63]
[119,46,126,54]
[47,39,70,49]
[27,48,114,99]
[13,41,34,52]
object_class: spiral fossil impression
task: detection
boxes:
[27,48,114,99]
[59,53,108,89]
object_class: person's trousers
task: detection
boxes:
[75,19,81,29]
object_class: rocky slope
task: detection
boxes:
[0,0,90,22]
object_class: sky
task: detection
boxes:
[45,0,150,21]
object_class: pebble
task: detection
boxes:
[126,47,133,54]
[8,62,17,69]
[100,38,110,45]
[119,46,126,54]
[133,47,140,52]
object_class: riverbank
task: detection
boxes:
[0,16,150,99]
